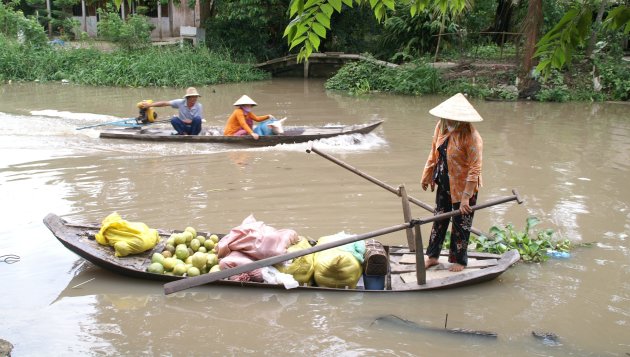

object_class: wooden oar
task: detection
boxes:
[76,117,172,130]
[306,145,490,238]
[163,191,522,295]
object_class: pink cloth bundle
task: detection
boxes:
[218,215,299,281]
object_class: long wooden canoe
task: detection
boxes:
[98,120,384,146]
[43,213,520,292]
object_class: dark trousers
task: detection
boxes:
[425,185,477,266]
[171,116,202,135]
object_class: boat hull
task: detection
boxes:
[43,213,519,292]
[99,120,384,146]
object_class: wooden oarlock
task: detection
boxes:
[399,184,426,285]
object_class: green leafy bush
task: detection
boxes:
[97,7,154,50]
[441,78,491,99]
[598,61,630,101]
[203,0,290,62]
[325,58,440,96]
[535,70,571,102]
[0,2,47,47]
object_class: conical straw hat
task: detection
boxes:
[428,93,483,122]
[184,87,201,97]
[233,95,257,106]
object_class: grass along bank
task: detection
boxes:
[0,36,269,87]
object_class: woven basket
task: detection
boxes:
[363,239,389,276]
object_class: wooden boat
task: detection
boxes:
[98,120,384,146]
[44,213,520,292]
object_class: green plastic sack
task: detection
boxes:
[95,212,159,257]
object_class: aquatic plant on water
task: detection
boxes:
[471,216,572,263]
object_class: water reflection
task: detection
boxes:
[2,81,630,356]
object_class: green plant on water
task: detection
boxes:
[471,216,572,263]
[351,78,371,96]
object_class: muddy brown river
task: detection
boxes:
[1,79,629,356]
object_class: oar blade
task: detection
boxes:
[76,118,138,130]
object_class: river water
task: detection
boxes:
[0,79,628,356]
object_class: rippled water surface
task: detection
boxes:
[1,80,629,356]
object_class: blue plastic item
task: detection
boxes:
[253,118,277,136]
[547,250,570,259]
[363,274,385,290]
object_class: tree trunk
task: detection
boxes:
[81,0,87,32]
[199,0,213,27]
[586,0,607,58]
[46,0,52,37]
[491,0,514,44]
[519,0,543,90]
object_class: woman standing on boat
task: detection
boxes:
[420,93,483,272]
[223,95,273,140]
[140,87,203,135]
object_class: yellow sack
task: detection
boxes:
[274,237,314,286]
[95,212,159,257]
[313,234,362,289]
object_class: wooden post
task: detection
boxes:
[303,60,309,78]
[168,0,174,37]
[157,0,163,40]
[399,185,416,251]
[46,0,52,37]
[81,0,87,32]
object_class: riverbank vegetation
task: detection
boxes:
[0,3,268,87]
[1,0,628,100]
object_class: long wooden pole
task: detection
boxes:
[163,191,522,295]
[306,145,490,237]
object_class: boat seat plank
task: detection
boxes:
[399,268,483,284]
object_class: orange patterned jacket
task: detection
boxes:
[421,120,483,203]
[223,108,270,136]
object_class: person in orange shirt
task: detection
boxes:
[223,95,274,140]
[420,93,484,272]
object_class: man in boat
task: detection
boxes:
[140,87,203,135]
[223,95,274,140]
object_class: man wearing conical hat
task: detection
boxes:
[420,93,484,272]
[224,95,275,140]
[141,87,203,135]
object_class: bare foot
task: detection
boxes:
[449,263,465,272]
[425,257,439,269]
